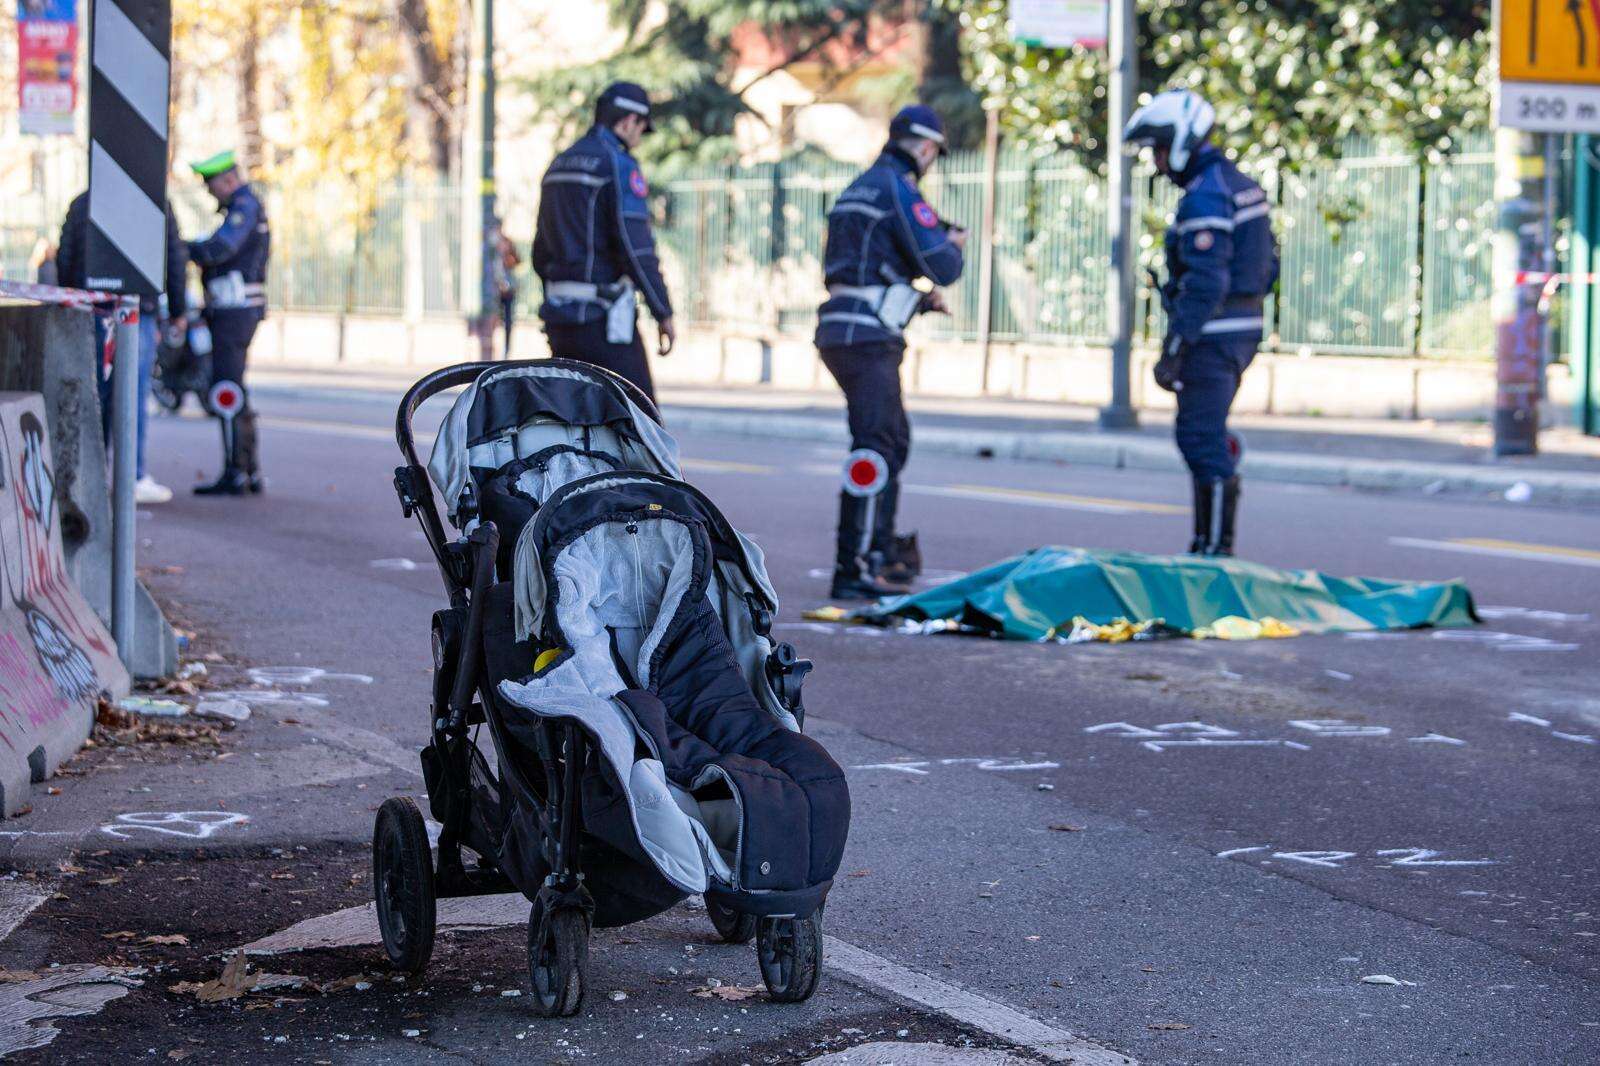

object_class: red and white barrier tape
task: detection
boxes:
[0,278,122,312]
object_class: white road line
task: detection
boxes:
[1389,536,1600,569]
[907,484,1183,516]
[824,937,1135,1065]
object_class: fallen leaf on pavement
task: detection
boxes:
[690,984,764,1001]
[846,869,871,878]
[318,974,373,994]
[46,787,61,796]
[1148,1021,1191,1031]
[269,872,295,880]
[0,968,41,983]
[101,931,139,941]
[1359,974,1414,986]
[167,1050,194,1061]
[141,935,190,946]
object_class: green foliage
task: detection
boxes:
[950,0,1492,165]
[516,0,890,173]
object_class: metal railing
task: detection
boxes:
[5,140,1509,360]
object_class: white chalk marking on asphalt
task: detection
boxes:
[1324,669,1354,681]
[1376,848,1496,867]
[370,557,421,571]
[207,688,331,708]
[1273,850,1356,869]
[1215,845,1272,859]
[1508,712,1552,727]
[1141,738,1304,753]
[1477,606,1592,623]
[0,965,142,1055]
[1409,733,1466,745]
[908,483,1183,516]
[238,895,1135,1063]
[1552,731,1598,745]
[247,667,374,686]
[99,811,250,840]
[822,937,1134,1065]
[1289,719,1391,738]
[1389,536,1600,569]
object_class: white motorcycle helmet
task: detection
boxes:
[1122,89,1216,175]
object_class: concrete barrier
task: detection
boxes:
[0,302,177,679]
[0,392,129,817]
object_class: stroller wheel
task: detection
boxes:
[756,913,822,1003]
[373,797,437,974]
[706,898,757,944]
[527,901,589,1017]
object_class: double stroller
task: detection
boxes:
[376,359,851,1015]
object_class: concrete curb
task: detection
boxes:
[661,406,1600,507]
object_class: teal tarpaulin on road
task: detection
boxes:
[858,547,1479,641]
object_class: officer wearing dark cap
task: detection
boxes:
[817,104,966,600]
[532,81,674,402]
[186,149,271,496]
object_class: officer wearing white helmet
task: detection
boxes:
[1123,89,1279,556]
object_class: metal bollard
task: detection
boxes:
[110,295,138,668]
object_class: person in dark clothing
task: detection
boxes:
[814,104,966,600]
[531,81,674,402]
[185,150,271,496]
[57,191,189,504]
[1124,89,1280,556]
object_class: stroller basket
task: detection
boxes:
[376,360,849,1017]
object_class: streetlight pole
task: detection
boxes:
[1098,0,1139,429]
[475,0,498,361]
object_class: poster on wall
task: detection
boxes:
[17,0,78,136]
[1008,0,1108,49]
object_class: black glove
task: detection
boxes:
[1154,333,1187,393]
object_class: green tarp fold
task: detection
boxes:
[859,547,1478,641]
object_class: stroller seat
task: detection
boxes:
[500,475,850,916]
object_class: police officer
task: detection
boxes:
[532,81,674,402]
[186,150,271,496]
[1123,89,1279,556]
[817,105,966,600]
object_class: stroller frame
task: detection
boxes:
[379,359,822,1017]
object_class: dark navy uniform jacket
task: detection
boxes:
[532,125,672,326]
[188,183,271,316]
[815,147,964,349]
[1164,144,1279,348]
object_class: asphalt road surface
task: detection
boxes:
[4,379,1597,1065]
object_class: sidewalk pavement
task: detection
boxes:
[250,363,1600,507]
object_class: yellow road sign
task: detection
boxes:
[1501,0,1600,85]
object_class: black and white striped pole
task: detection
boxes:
[84,0,171,666]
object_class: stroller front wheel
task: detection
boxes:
[373,796,437,974]
[706,898,757,944]
[756,913,822,1003]
[528,900,589,1017]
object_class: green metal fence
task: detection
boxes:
[2,144,1507,359]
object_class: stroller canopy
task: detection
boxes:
[428,362,680,525]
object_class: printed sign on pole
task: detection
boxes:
[16,0,78,136]
[1009,0,1107,49]
[1498,0,1600,132]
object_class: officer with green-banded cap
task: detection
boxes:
[187,149,272,496]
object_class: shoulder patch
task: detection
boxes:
[912,202,939,228]
[628,169,648,197]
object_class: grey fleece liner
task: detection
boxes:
[498,518,733,894]
[510,474,798,733]
[428,365,680,521]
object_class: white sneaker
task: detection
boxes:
[134,476,174,504]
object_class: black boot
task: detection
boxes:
[195,419,247,496]
[237,409,265,494]
[876,531,922,585]
[831,491,910,600]
[1188,476,1240,556]
[1213,476,1240,556]
[1188,477,1216,554]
